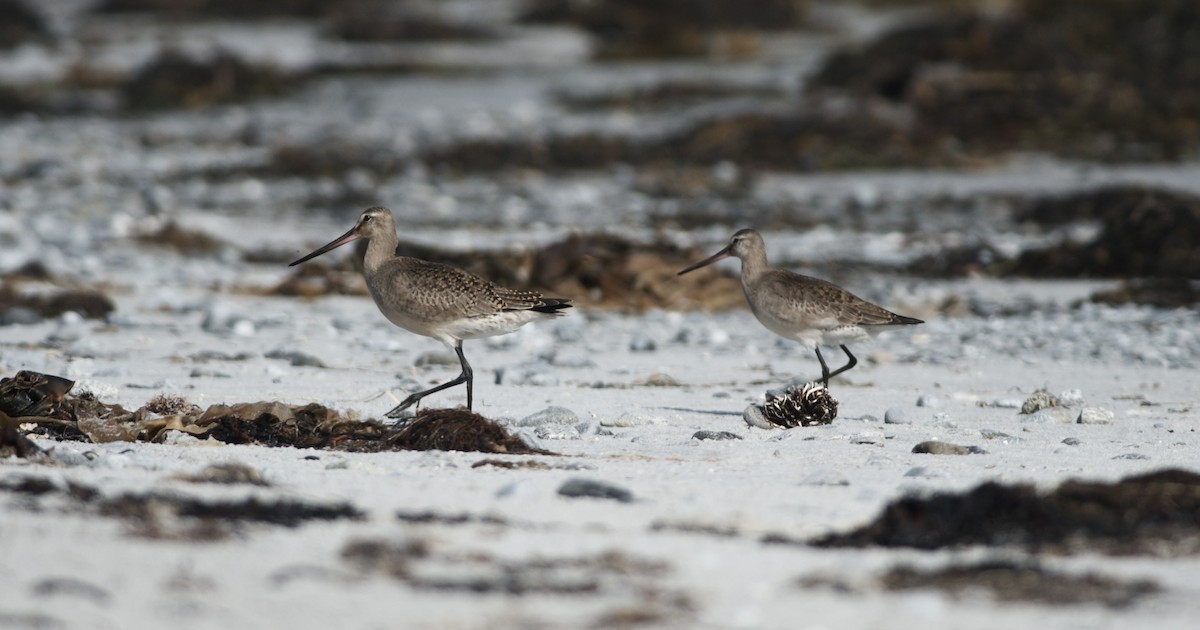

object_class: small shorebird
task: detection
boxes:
[290,207,571,417]
[678,229,922,385]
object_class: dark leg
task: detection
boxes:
[814,345,858,386]
[814,347,833,386]
[385,343,473,418]
[824,345,858,382]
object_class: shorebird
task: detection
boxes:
[289,207,571,417]
[678,229,922,385]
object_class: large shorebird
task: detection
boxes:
[290,207,571,417]
[678,229,922,385]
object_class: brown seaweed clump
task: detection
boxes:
[0,0,47,49]
[880,560,1160,608]
[811,468,1200,556]
[521,0,810,59]
[1007,186,1200,279]
[807,1,1200,163]
[120,49,304,111]
[389,408,554,455]
[2,371,550,456]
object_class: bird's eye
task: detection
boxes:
[363,215,373,222]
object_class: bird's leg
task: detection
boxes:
[822,345,858,383]
[814,347,832,386]
[385,342,472,418]
[457,344,474,411]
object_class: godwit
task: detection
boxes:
[678,228,922,385]
[289,207,571,417]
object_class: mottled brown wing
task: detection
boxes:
[378,258,555,318]
[759,270,906,327]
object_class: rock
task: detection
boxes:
[629,334,656,352]
[692,430,742,441]
[916,395,941,408]
[602,413,657,427]
[558,478,633,503]
[987,399,1024,409]
[1078,407,1115,425]
[743,405,774,430]
[1023,408,1075,424]
[265,349,327,368]
[1059,389,1086,407]
[1020,389,1061,414]
[638,373,680,387]
[1062,437,1082,446]
[912,440,980,455]
[494,360,558,386]
[515,406,579,427]
[884,407,911,425]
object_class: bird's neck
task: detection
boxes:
[363,230,398,274]
[739,251,768,283]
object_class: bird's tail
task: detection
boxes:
[532,298,573,314]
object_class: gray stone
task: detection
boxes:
[884,407,911,425]
[629,335,656,352]
[692,430,742,441]
[0,306,43,326]
[558,478,633,503]
[916,395,941,408]
[1077,407,1115,425]
[1023,408,1075,424]
[911,440,983,455]
[265,349,327,368]
[742,404,775,430]
[515,406,579,427]
[1059,388,1086,407]
[1062,437,1082,446]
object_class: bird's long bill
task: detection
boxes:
[677,247,731,276]
[288,227,361,266]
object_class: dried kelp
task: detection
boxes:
[811,468,1200,556]
[389,408,555,455]
[2,370,548,455]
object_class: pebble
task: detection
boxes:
[742,405,775,430]
[557,478,633,503]
[1020,389,1061,414]
[916,395,941,408]
[602,413,657,427]
[692,430,742,441]
[1077,407,1115,425]
[495,360,559,386]
[904,466,942,478]
[911,440,985,455]
[264,349,327,368]
[1059,389,1086,407]
[201,303,254,336]
[979,429,1021,443]
[884,407,911,425]
[514,406,579,427]
[987,399,1024,409]
[1022,408,1075,424]
[1062,437,1081,446]
[0,306,43,326]
[629,334,657,352]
